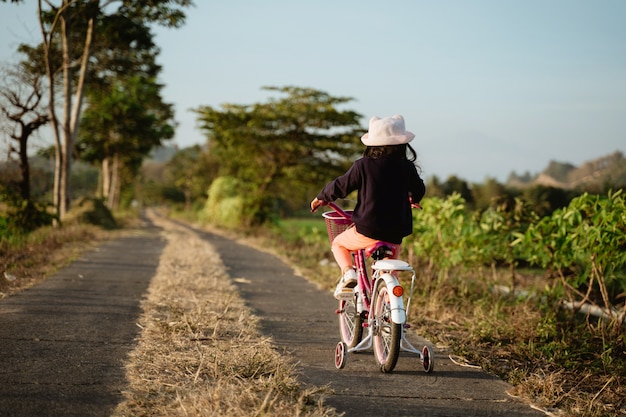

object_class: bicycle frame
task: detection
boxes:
[353,247,372,311]
[328,202,405,322]
[326,202,434,373]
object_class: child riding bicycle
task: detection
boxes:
[311,115,425,299]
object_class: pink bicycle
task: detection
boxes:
[322,202,434,373]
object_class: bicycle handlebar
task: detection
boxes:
[327,201,421,217]
[327,202,352,221]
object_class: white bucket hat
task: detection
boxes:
[361,115,415,146]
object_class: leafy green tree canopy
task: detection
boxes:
[195,86,364,225]
[2,0,191,220]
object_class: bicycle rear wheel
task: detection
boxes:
[338,297,363,348]
[372,278,401,373]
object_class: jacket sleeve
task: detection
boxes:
[409,166,426,203]
[317,163,360,202]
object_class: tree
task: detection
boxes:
[164,145,219,210]
[72,5,177,209]
[425,175,445,198]
[470,177,508,211]
[442,175,474,206]
[3,0,191,220]
[195,86,364,225]
[0,64,49,201]
[522,185,574,217]
[78,74,175,209]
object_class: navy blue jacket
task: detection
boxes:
[317,156,425,244]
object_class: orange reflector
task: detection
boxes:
[392,286,404,297]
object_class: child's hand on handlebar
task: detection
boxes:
[310,197,326,212]
[409,194,422,210]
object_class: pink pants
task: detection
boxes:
[331,227,400,273]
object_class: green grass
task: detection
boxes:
[271,217,327,239]
[265,218,336,288]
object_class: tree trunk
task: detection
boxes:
[58,6,72,219]
[106,154,120,210]
[18,129,31,201]
[45,1,94,221]
[112,155,122,210]
[16,116,48,203]
[102,156,111,200]
[39,0,63,223]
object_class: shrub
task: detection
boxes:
[202,176,245,229]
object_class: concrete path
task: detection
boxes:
[0,226,165,417]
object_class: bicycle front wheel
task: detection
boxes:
[372,278,401,373]
[338,297,363,348]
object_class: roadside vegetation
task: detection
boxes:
[241,192,625,417]
[0,198,134,297]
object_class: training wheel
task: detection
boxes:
[422,345,434,373]
[334,341,347,369]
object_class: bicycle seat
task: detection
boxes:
[372,259,413,271]
[365,241,398,260]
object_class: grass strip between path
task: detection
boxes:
[112,213,340,417]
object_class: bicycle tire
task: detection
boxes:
[338,297,363,348]
[372,278,401,373]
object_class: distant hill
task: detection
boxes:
[507,151,626,190]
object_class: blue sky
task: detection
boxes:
[1,1,625,182]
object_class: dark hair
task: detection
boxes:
[363,143,417,162]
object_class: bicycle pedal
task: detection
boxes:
[335,288,354,300]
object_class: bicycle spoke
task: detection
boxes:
[338,298,363,348]
[372,279,401,372]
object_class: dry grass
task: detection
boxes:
[405,271,626,417]
[112,212,339,417]
[0,223,111,296]
[0,207,143,296]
